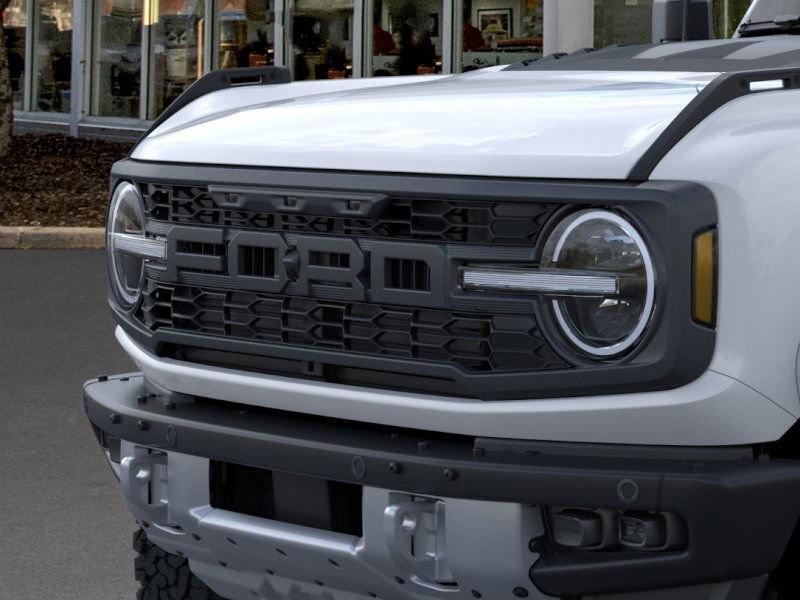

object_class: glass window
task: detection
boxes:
[215,0,275,69]
[33,0,72,113]
[288,0,354,80]
[460,0,543,71]
[91,0,143,118]
[148,0,206,119]
[2,0,26,109]
[371,0,444,76]
[594,0,653,48]
[713,0,752,37]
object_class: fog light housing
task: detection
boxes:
[619,512,667,549]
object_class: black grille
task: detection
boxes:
[139,281,568,374]
[143,184,558,246]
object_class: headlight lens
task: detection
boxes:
[107,182,148,310]
[541,210,655,358]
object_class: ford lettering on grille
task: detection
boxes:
[165,225,447,305]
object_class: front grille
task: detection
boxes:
[143,184,559,246]
[139,281,568,374]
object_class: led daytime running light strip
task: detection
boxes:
[110,233,167,259]
[461,267,619,296]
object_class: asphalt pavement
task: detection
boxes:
[0,250,138,600]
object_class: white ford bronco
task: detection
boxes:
[84,0,800,598]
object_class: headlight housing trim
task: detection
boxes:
[544,209,656,359]
[107,181,154,312]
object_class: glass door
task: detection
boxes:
[369,0,444,76]
[458,0,543,72]
[32,0,73,112]
[146,0,206,119]
[2,0,27,109]
[214,0,276,69]
[286,0,355,80]
[91,0,144,118]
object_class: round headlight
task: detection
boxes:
[108,182,147,310]
[541,210,655,358]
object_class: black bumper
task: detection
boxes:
[85,374,800,597]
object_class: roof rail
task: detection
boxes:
[630,68,800,180]
[134,65,291,148]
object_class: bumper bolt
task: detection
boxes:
[109,413,121,424]
[617,478,640,505]
[351,456,366,480]
[442,468,458,481]
[513,587,529,598]
[137,420,149,431]
[528,537,544,553]
[164,400,176,411]
[166,426,178,447]
[388,461,403,474]
[417,441,430,452]
[136,395,148,404]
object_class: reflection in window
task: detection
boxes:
[288,0,353,80]
[33,0,72,113]
[713,0,751,38]
[371,0,443,76]
[215,0,275,69]
[594,0,653,48]
[460,0,543,71]
[92,0,143,118]
[148,0,205,119]
[2,0,26,109]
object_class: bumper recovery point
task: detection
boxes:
[85,375,800,599]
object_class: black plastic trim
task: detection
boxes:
[133,66,291,151]
[110,160,717,401]
[630,68,800,180]
[85,374,800,597]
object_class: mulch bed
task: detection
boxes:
[0,134,132,227]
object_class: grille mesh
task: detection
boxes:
[139,281,569,373]
[143,184,559,246]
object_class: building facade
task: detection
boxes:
[3,0,751,139]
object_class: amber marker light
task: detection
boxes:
[692,229,717,327]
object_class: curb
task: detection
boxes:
[0,227,105,250]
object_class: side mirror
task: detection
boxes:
[652,0,714,43]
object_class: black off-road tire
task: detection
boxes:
[133,528,225,600]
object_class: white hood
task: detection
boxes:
[132,68,717,180]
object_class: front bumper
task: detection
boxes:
[85,374,800,599]
[115,327,796,447]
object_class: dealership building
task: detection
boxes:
[3,0,751,139]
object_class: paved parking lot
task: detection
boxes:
[0,250,137,600]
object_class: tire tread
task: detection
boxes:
[133,528,225,600]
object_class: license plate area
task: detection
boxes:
[209,460,363,537]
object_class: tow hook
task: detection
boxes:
[384,495,456,586]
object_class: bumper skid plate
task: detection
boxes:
[85,374,800,599]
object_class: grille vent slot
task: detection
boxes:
[310,251,350,268]
[177,240,224,256]
[239,246,276,278]
[385,258,430,291]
